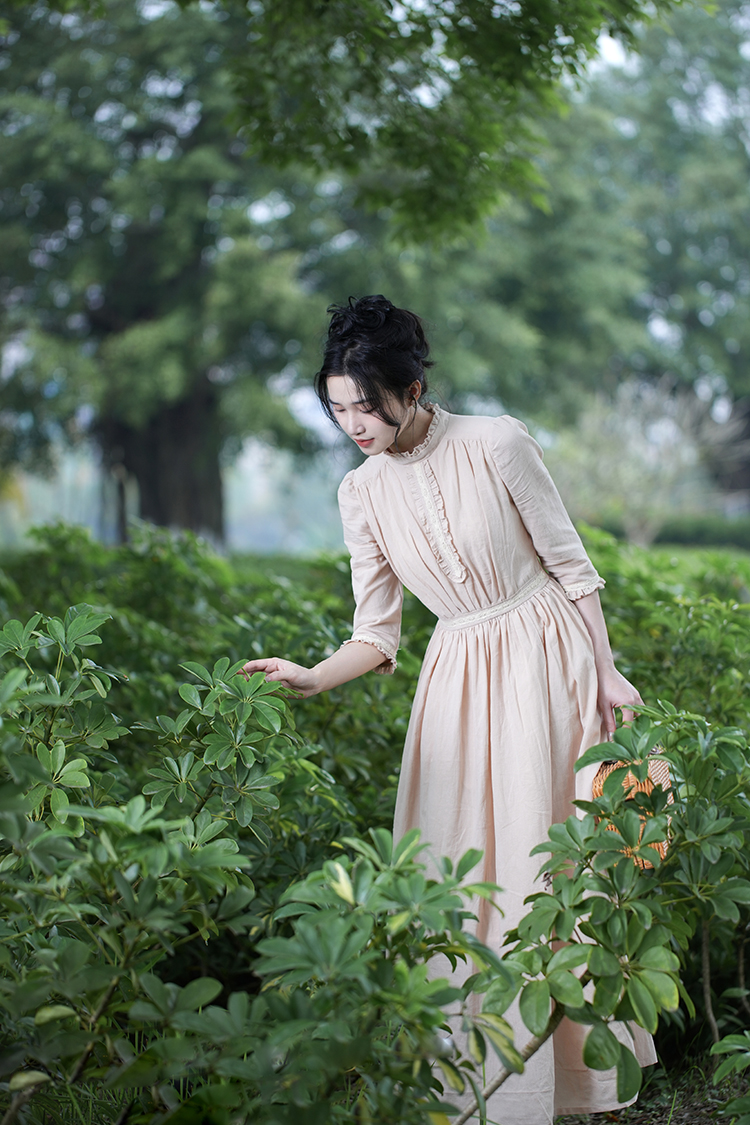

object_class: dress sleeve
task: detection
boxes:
[491,416,605,601]
[337,472,403,673]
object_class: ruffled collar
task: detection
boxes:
[385,404,447,464]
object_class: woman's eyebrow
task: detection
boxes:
[329,398,369,406]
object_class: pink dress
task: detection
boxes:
[338,406,656,1124]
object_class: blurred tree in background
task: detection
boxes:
[4,0,750,541]
[578,0,750,493]
[0,2,324,539]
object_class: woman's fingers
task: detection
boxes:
[241,658,274,674]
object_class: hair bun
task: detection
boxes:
[326,295,393,341]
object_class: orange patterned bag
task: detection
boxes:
[592,752,673,869]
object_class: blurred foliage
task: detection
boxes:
[0,0,665,538]
[2,0,685,239]
[543,380,732,546]
[10,0,750,539]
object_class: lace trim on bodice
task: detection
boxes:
[409,460,467,584]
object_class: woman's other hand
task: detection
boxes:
[596,665,643,735]
[240,658,319,697]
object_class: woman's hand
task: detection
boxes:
[241,658,320,697]
[596,664,643,735]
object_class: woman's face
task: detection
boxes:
[326,374,406,456]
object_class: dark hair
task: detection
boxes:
[314,295,433,428]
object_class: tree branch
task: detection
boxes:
[0,1085,42,1125]
[454,1002,567,1125]
[68,974,121,1085]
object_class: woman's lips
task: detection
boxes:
[355,438,374,447]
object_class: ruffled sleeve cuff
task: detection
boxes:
[562,576,606,601]
[341,634,398,674]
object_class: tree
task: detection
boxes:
[0,1,324,537]
[224,0,684,238]
[565,0,750,488]
[0,0,672,539]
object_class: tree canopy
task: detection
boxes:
[224,0,684,236]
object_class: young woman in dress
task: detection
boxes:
[242,294,656,1124]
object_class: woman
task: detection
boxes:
[242,295,656,1123]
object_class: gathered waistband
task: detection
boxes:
[438,570,550,629]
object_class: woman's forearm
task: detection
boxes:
[572,589,642,731]
[572,590,617,673]
[309,641,388,694]
[241,640,387,698]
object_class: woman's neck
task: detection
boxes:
[390,404,433,454]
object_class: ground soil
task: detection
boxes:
[555,1064,747,1125]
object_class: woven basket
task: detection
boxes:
[592,752,673,869]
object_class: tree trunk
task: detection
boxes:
[99,377,224,543]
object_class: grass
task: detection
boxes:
[555,1060,748,1124]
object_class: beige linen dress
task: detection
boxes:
[337,406,656,1124]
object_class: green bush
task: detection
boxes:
[1,525,750,1122]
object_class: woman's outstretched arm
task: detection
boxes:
[573,590,642,734]
[241,640,386,698]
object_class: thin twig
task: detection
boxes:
[0,1085,41,1125]
[702,918,720,1047]
[454,1002,566,1125]
[113,1101,134,1125]
[192,780,216,817]
[68,974,121,1085]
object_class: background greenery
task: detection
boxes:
[3,0,750,543]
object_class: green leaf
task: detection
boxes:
[589,947,621,978]
[639,947,679,973]
[637,970,679,1012]
[59,772,91,789]
[47,618,67,648]
[519,979,551,1037]
[583,1022,621,1071]
[616,1042,643,1102]
[626,976,658,1034]
[50,787,70,822]
[50,739,65,776]
[467,1027,486,1065]
[593,973,623,1019]
[482,973,521,1017]
[35,1005,77,1025]
[175,978,223,1012]
[9,1071,51,1091]
[252,699,283,733]
[436,1058,465,1094]
[547,970,584,1009]
[456,848,484,880]
[180,661,214,686]
[179,683,203,710]
[475,1014,524,1073]
[548,945,589,973]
